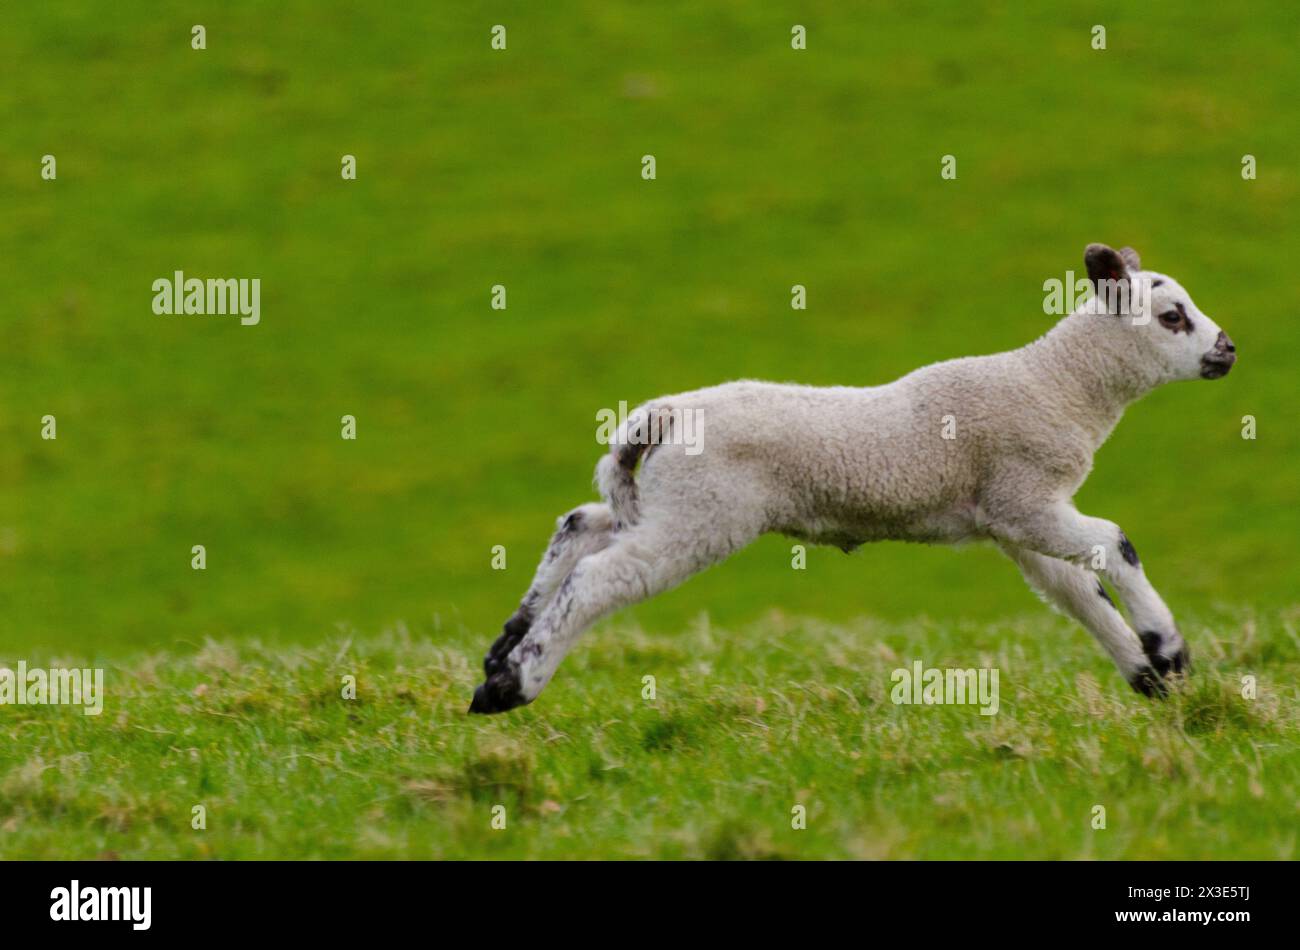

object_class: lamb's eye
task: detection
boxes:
[1157,309,1183,329]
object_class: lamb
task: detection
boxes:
[470,243,1237,714]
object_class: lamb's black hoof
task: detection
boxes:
[1128,665,1170,699]
[468,670,526,715]
[1137,630,1191,683]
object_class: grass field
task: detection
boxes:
[2,611,1297,859]
[1,2,1298,858]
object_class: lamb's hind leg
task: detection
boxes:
[484,503,615,679]
[470,517,757,714]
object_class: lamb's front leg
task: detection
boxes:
[995,504,1189,695]
[999,542,1161,695]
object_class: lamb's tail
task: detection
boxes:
[595,403,670,529]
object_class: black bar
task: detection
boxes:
[0,860,1280,937]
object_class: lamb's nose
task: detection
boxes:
[1216,331,1235,354]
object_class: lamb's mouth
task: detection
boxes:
[1199,356,1234,379]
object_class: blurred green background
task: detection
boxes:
[2,1,1297,659]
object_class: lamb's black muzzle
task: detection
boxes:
[1200,331,1236,379]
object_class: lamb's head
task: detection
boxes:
[1084,243,1236,383]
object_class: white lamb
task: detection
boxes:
[470,244,1237,713]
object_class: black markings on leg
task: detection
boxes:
[553,572,578,625]
[543,509,588,565]
[1138,630,1171,674]
[1118,531,1140,567]
[1139,629,1189,677]
[485,606,532,676]
[1096,581,1117,609]
[1129,632,1183,698]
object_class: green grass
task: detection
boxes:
[1,610,1297,859]
[1,2,1298,858]
[2,1,1298,654]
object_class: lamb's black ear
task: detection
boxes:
[1084,243,1129,288]
[1119,246,1141,272]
